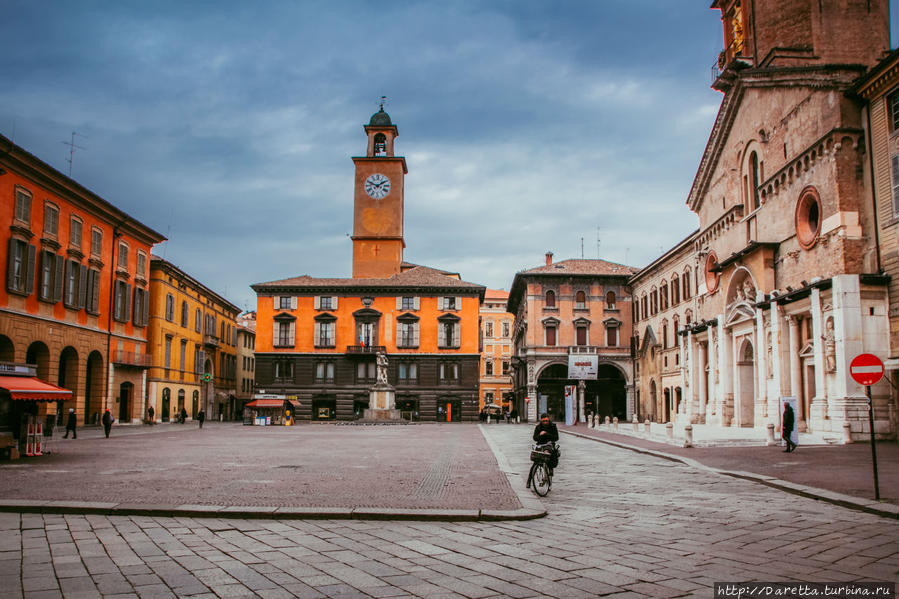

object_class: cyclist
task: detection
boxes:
[533,412,558,444]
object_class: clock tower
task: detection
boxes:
[351,106,408,279]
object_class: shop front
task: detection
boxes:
[0,364,73,458]
[243,398,298,425]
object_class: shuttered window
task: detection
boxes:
[891,155,899,216]
[6,239,35,295]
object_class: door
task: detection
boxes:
[118,383,132,422]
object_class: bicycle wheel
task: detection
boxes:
[532,462,551,496]
[526,462,537,489]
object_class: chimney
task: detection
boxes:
[545,251,553,266]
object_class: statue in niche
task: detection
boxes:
[376,352,389,385]
[824,317,836,373]
[743,279,755,302]
[734,284,745,302]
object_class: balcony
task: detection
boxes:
[346,345,386,356]
[569,346,598,355]
[203,334,219,348]
[112,350,151,368]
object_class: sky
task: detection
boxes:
[2,1,897,312]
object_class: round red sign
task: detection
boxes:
[849,353,884,386]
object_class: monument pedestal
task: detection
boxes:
[363,383,403,421]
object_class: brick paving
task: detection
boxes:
[2,424,899,597]
[0,423,520,511]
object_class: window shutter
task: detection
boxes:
[24,244,36,295]
[124,284,132,321]
[291,296,297,310]
[288,322,296,346]
[413,322,420,347]
[78,265,88,308]
[394,320,401,345]
[198,350,206,373]
[273,321,279,346]
[131,287,139,325]
[6,239,16,291]
[314,322,321,346]
[331,296,338,309]
[273,295,280,309]
[438,322,446,347]
[396,296,402,310]
[313,296,320,310]
[91,270,101,313]
[456,297,462,311]
[414,297,420,310]
[453,322,461,348]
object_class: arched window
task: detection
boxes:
[660,282,668,311]
[682,270,692,299]
[641,295,648,319]
[575,290,586,309]
[606,291,616,310]
[661,320,668,349]
[651,288,658,315]
[373,133,387,156]
[545,289,556,307]
[749,151,761,211]
[671,275,680,305]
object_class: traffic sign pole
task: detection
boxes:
[867,385,880,501]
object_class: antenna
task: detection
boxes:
[580,237,584,259]
[61,131,87,177]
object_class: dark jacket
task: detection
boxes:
[102,411,112,427]
[782,405,795,433]
[65,412,77,431]
[533,421,559,444]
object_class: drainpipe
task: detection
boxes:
[105,224,123,418]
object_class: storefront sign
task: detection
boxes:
[253,394,286,399]
[568,354,598,380]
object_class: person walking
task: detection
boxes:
[782,403,796,453]
[63,408,77,439]
[197,409,206,429]
[180,407,188,424]
[102,409,114,438]
[147,405,155,425]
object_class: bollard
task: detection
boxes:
[605,416,611,425]
[666,422,673,439]
[644,419,651,434]
[633,420,639,433]
[766,423,776,446]
[613,417,619,431]
[684,424,693,448]
[842,421,853,444]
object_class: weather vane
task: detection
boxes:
[378,95,387,111]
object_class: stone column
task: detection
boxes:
[769,302,783,424]
[788,315,802,425]
[754,302,768,423]
[685,330,694,414]
[625,384,635,421]
[141,369,148,425]
[731,331,739,427]
[696,341,706,425]
[527,359,537,422]
[707,325,718,424]
[578,379,586,424]
[809,287,828,429]
[830,275,869,435]
[718,317,732,427]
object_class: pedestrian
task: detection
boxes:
[180,407,188,424]
[197,409,206,429]
[510,408,518,423]
[102,409,114,438]
[63,408,77,439]
[782,403,796,452]
[147,405,155,424]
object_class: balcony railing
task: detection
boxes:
[346,345,386,355]
[203,334,219,348]
[112,351,151,368]
[569,346,598,354]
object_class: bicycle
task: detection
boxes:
[526,442,558,496]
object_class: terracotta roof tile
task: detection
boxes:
[518,258,637,276]
[252,265,484,293]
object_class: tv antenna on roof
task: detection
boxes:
[61,131,87,177]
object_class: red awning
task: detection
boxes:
[245,399,285,408]
[0,376,73,402]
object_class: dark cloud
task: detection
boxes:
[2,1,896,307]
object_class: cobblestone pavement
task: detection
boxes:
[0,423,518,511]
[3,425,898,598]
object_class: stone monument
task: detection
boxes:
[363,352,402,421]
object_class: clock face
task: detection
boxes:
[364,173,391,199]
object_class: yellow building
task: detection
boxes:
[479,289,514,413]
[146,257,239,422]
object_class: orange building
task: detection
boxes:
[252,109,485,421]
[479,289,513,412]
[0,134,165,430]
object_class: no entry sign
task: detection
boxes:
[849,353,884,386]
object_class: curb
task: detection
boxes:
[0,499,545,522]
[562,430,899,520]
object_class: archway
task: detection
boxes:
[119,382,134,422]
[649,380,657,422]
[536,363,568,422]
[26,341,50,381]
[663,388,671,423]
[204,359,214,416]
[84,351,104,425]
[0,335,14,361]
[161,388,171,422]
[58,347,79,422]
[737,339,755,427]
[593,364,627,421]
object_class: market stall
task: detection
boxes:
[0,364,73,458]
[243,398,295,425]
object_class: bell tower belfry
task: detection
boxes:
[351,103,408,279]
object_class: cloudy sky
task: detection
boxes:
[2,2,897,311]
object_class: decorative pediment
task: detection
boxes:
[572,317,592,327]
[273,312,296,322]
[640,326,658,352]
[724,304,755,327]
[541,316,560,326]
[397,312,420,322]
[437,312,460,322]
[603,317,622,328]
[352,307,382,319]
[313,312,337,322]
[798,341,815,359]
